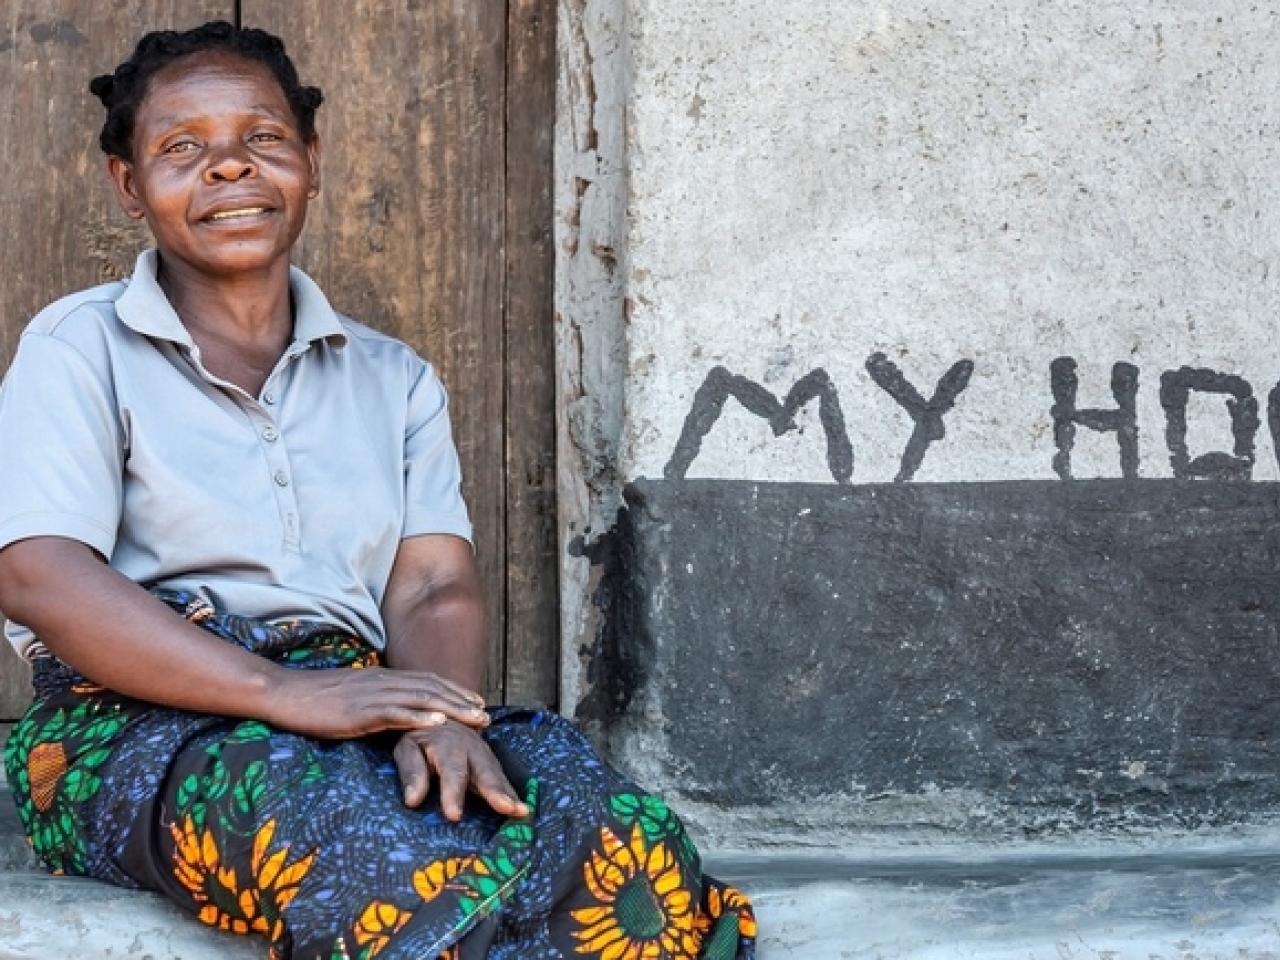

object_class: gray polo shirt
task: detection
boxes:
[0,249,472,658]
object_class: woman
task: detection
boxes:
[0,21,755,960]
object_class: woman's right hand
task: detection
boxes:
[263,665,492,740]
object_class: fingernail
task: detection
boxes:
[426,711,446,725]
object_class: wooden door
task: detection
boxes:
[0,0,558,714]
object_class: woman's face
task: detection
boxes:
[107,50,320,279]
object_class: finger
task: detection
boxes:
[430,746,470,822]
[395,669,487,707]
[375,704,448,733]
[400,694,488,729]
[393,736,432,807]
[376,679,490,728]
[468,749,531,818]
[428,673,488,707]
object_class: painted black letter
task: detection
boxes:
[664,367,854,484]
[865,354,973,482]
[1159,367,1258,480]
[1267,383,1280,473]
[1050,358,1139,480]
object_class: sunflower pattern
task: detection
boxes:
[170,814,316,940]
[569,822,701,960]
[3,694,129,876]
[4,590,756,960]
[695,884,758,960]
[609,793,702,873]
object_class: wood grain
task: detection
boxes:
[247,1,512,700]
[0,645,31,722]
[0,1,233,719]
[0,1,232,369]
[503,0,559,707]
[0,2,559,712]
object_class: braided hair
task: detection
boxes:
[89,20,323,161]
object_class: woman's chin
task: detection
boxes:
[164,238,296,277]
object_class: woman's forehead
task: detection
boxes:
[140,51,290,118]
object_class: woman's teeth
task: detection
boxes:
[208,207,268,220]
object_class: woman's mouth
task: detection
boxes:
[204,206,273,222]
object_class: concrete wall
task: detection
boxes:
[556,0,1280,845]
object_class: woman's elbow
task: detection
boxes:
[0,538,94,623]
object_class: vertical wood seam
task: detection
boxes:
[500,1,513,706]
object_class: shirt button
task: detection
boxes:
[262,426,279,443]
[274,470,290,487]
[263,391,277,405]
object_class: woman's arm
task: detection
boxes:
[0,536,489,737]
[381,534,488,688]
[380,534,529,819]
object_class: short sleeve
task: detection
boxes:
[0,332,125,559]
[401,360,473,544]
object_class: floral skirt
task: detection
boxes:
[3,591,756,960]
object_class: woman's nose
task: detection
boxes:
[203,148,257,183]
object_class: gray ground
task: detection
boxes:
[2,722,1279,959]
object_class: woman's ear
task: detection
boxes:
[306,133,322,199]
[106,156,146,221]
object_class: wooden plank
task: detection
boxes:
[0,1,233,719]
[0,645,31,721]
[247,1,511,701]
[503,0,559,707]
[0,1,232,370]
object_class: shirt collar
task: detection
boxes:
[116,248,348,350]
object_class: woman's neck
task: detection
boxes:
[156,253,295,353]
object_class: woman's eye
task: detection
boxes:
[162,141,197,154]
[249,132,283,143]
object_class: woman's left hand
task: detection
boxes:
[393,720,531,821]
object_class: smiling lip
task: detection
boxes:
[202,205,275,222]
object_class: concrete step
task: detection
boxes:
[1,845,1278,959]
[711,844,1280,959]
[0,872,259,960]
[5,718,1280,959]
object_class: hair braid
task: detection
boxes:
[89,20,323,160]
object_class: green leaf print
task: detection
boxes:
[609,793,681,843]
[208,760,232,800]
[177,773,201,811]
[80,715,126,744]
[703,911,741,960]
[301,755,325,785]
[79,747,112,770]
[679,831,700,870]
[42,709,68,738]
[226,721,272,746]
[498,821,534,848]
[62,769,102,803]
[233,760,268,816]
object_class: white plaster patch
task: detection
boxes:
[617,0,1280,485]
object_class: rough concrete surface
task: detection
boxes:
[555,0,632,708]
[743,860,1280,959]
[3,845,1278,959]
[618,0,1280,486]
[0,873,261,960]
[5,726,1280,958]
[599,478,1280,837]
[555,0,1280,861]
